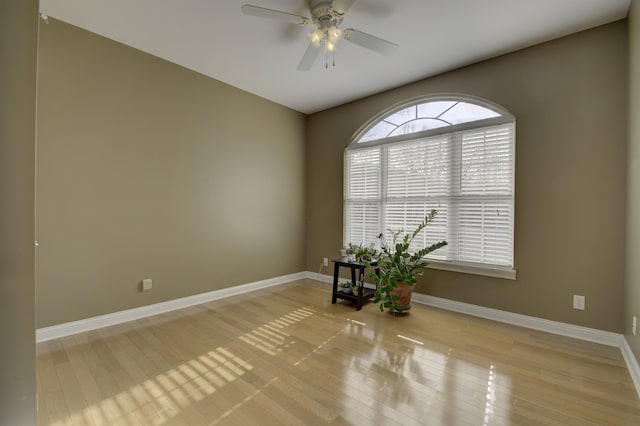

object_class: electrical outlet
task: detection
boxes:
[142,278,153,292]
[573,294,585,310]
[633,316,637,336]
[323,257,328,266]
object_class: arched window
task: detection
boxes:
[344,96,515,278]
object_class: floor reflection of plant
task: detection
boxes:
[334,323,437,419]
[376,346,422,405]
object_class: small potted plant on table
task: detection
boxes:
[338,281,354,294]
[346,243,378,263]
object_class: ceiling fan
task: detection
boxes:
[241,0,399,71]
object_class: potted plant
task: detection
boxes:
[346,243,378,262]
[368,210,447,313]
[338,281,354,294]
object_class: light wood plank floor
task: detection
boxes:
[37,279,640,425]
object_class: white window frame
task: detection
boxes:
[344,96,516,280]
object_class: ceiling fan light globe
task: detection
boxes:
[325,40,336,52]
[307,31,321,47]
[327,26,342,41]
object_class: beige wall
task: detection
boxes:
[307,22,628,332]
[625,2,640,361]
[34,16,633,337]
[0,1,38,424]
[36,20,306,327]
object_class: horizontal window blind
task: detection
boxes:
[345,122,514,269]
[344,147,381,247]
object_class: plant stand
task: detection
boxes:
[331,259,379,311]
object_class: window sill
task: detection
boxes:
[426,260,516,280]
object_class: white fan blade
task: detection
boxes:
[241,5,311,25]
[332,0,356,15]
[343,29,398,56]
[297,43,322,71]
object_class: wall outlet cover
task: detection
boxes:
[573,294,585,310]
[142,278,153,292]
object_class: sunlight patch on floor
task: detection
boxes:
[48,307,320,425]
[49,345,253,426]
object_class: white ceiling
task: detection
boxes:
[39,0,630,114]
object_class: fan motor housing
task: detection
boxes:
[310,0,338,22]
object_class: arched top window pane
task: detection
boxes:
[384,106,416,125]
[389,118,449,137]
[439,102,500,124]
[356,99,506,144]
[359,121,396,142]
[417,101,456,119]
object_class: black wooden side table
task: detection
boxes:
[331,258,379,310]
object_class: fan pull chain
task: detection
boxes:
[324,51,336,69]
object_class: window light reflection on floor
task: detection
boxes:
[48,345,253,425]
[48,307,318,425]
[483,363,497,425]
[397,334,425,345]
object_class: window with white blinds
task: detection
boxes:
[344,97,515,277]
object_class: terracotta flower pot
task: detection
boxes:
[390,282,413,312]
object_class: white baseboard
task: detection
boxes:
[621,339,640,400]
[36,271,307,343]
[306,271,334,284]
[411,293,624,347]
[305,271,377,288]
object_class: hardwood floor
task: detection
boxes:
[37,279,640,425]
